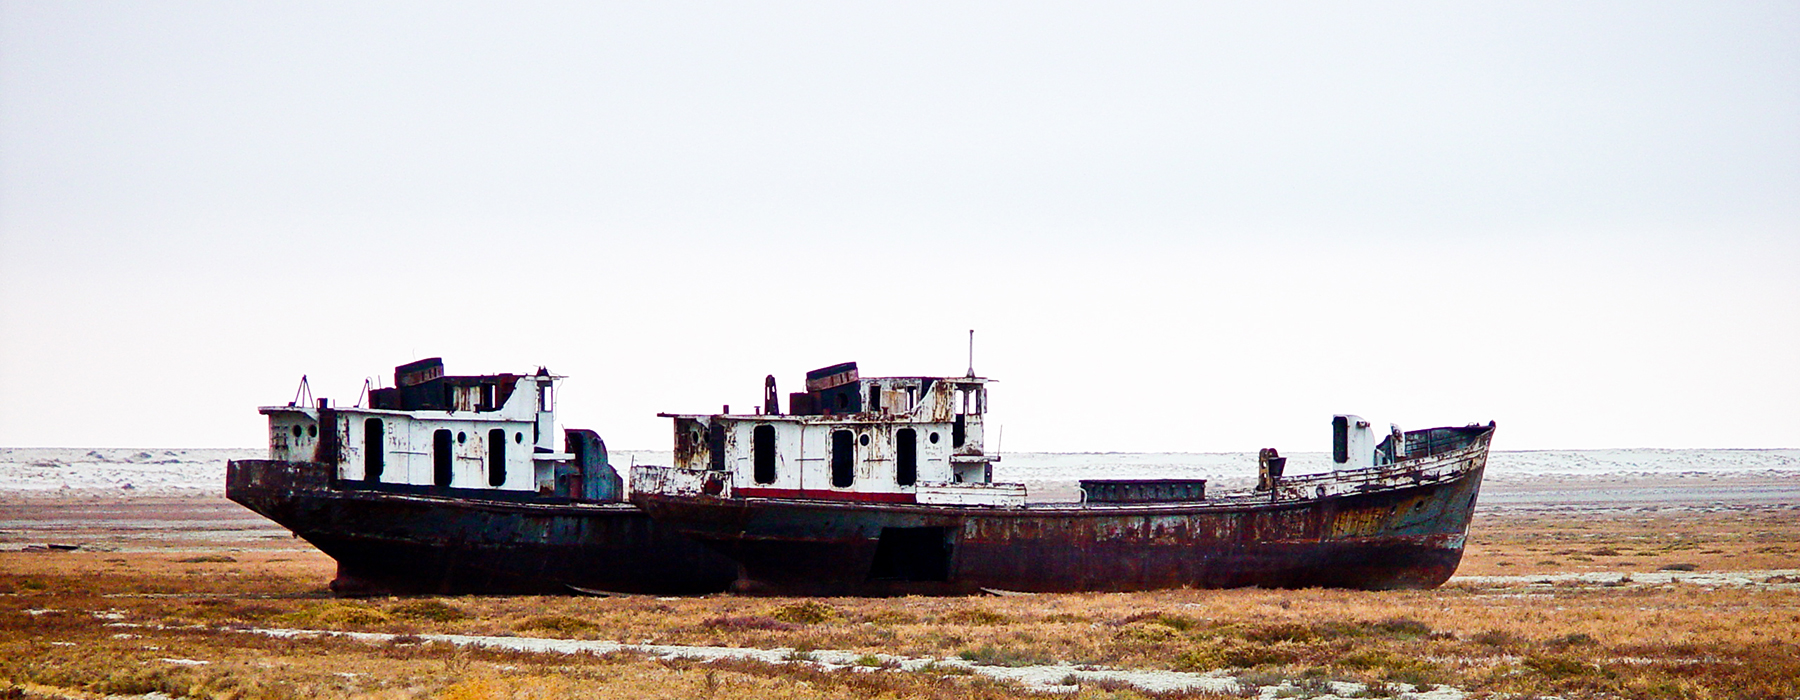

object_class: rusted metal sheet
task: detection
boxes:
[227,458,736,595]
[632,357,1495,596]
[634,431,1486,595]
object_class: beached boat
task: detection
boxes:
[226,358,736,595]
[632,362,1495,595]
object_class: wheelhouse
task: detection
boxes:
[661,362,1012,504]
[260,358,619,501]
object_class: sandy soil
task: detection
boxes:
[0,497,296,552]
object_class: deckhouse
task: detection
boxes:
[659,362,1017,505]
[259,358,619,501]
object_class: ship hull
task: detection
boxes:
[227,459,737,595]
[634,434,1490,596]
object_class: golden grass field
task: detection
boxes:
[1,498,1796,700]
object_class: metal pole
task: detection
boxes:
[966,329,975,377]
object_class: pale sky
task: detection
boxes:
[2,2,1796,452]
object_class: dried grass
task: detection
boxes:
[1,502,1796,698]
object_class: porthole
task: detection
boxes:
[515,432,523,443]
[458,431,467,444]
[291,425,302,438]
[307,425,317,438]
[859,434,871,446]
[929,432,940,444]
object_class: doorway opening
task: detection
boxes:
[433,429,453,487]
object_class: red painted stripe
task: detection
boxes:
[734,487,918,504]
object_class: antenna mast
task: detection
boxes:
[290,375,313,408]
[966,329,976,377]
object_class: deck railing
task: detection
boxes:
[1214,429,1492,505]
[632,426,1491,508]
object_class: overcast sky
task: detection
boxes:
[2,1,1795,452]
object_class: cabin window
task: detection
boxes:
[433,429,453,487]
[859,433,870,446]
[708,422,727,471]
[952,389,968,447]
[1332,416,1349,464]
[457,431,467,444]
[868,385,881,412]
[831,430,854,488]
[896,428,917,486]
[488,428,506,487]
[363,418,384,482]
[291,425,302,438]
[307,424,317,438]
[515,432,523,443]
[753,424,777,484]
[482,384,495,410]
[930,431,940,444]
[539,384,554,412]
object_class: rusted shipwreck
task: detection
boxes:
[226,359,736,595]
[632,362,1495,595]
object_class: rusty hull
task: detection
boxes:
[227,459,737,595]
[633,426,1492,596]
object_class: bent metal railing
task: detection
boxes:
[1216,429,1493,505]
[631,426,1491,508]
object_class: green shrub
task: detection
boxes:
[516,615,597,635]
[275,602,392,628]
[957,645,1053,667]
[1544,632,1599,650]
[770,601,841,625]
[1181,641,1299,670]
[1524,655,1611,680]
[941,608,1012,625]
[1116,611,1198,631]
[1472,629,1524,647]
[175,554,237,563]
[1242,623,1322,644]
[88,667,192,696]
[1116,622,1178,642]
[1174,647,1219,671]
[853,654,897,669]
[1371,617,1432,639]
[389,599,468,622]
[859,610,917,625]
